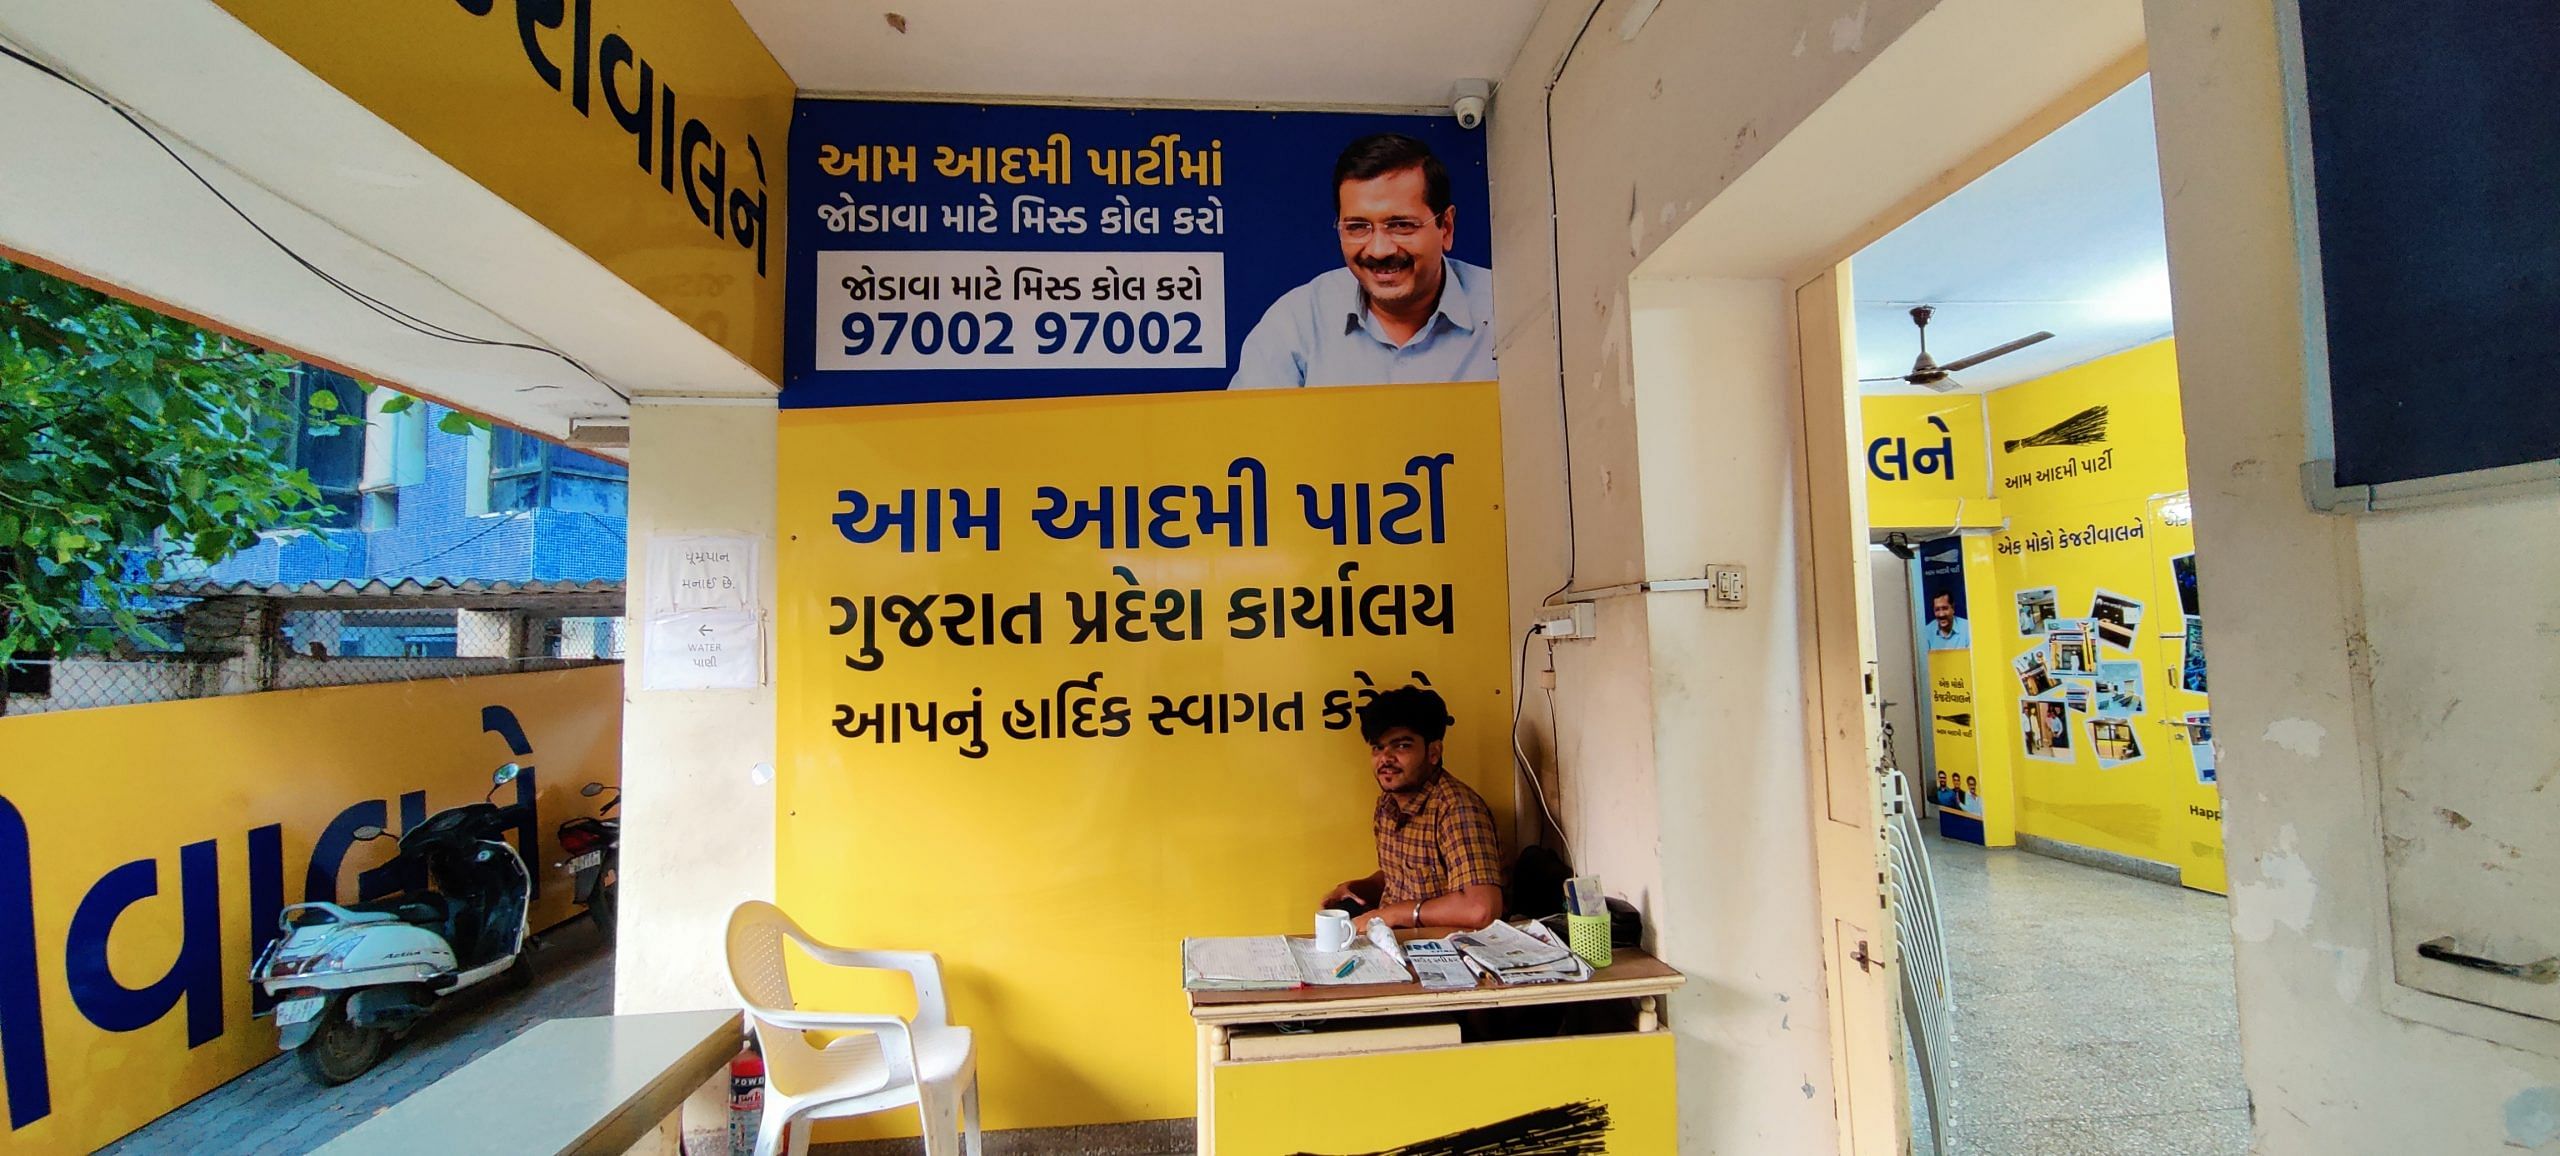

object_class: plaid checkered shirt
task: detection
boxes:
[1373,769,1505,905]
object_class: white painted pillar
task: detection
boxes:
[617,397,778,1015]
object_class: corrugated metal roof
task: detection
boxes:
[154,577,624,613]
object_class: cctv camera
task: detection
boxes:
[1451,79,1492,130]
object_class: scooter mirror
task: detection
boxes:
[493,762,522,786]
[580,782,606,798]
[350,825,388,841]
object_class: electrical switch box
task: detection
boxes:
[1707,565,1748,608]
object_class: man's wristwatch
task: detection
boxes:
[1411,900,1424,929]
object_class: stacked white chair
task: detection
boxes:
[724,900,982,1156]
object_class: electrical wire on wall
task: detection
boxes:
[1511,625,1572,860]
[0,40,630,405]
[1509,0,1613,860]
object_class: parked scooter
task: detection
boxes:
[556,781,619,936]
[250,762,536,1085]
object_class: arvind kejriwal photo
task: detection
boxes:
[1228,133,1495,390]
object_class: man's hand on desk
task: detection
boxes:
[1347,884,1503,935]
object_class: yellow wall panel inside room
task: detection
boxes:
[1984,341,2221,892]
[775,382,1513,1133]
[1863,394,1995,530]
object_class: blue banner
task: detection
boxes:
[785,100,1492,408]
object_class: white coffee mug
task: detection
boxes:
[1314,909,1354,952]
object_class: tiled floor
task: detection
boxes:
[104,917,615,1155]
[1909,830,2250,1155]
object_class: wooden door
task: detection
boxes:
[1793,263,1907,1152]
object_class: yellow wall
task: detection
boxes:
[1983,341,2221,892]
[0,665,623,1152]
[216,0,794,379]
[776,382,1513,1134]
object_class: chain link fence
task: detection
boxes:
[3,607,625,716]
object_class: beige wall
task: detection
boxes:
[2144,3,2560,1151]
[616,399,779,1017]
[1488,0,2146,1148]
[1490,1,1938,1148]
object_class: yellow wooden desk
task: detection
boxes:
[1188,932,1684,1155]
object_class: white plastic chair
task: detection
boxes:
[725,901,981,1156]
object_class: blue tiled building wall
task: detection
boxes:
[204,404,626,585]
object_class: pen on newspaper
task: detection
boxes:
[1334,958,1359,979]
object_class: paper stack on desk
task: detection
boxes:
[1182,935,1413,991]
[1448,920,1593,985]
[1182,936,1302,991]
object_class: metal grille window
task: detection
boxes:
[488,427,627,516]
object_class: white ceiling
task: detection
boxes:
[0,2,780,454]
[1852,75,2170,395]
[734,0,1545,107]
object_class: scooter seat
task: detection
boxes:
[348,892,453,927]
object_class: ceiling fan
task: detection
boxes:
[1862,305,2054,392]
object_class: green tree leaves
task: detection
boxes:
[0,258,334,662]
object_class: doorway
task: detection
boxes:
[1838,73,2244,1152]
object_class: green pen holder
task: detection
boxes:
[1566,913,1613,971]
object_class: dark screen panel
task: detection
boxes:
[2298,1,2560,488]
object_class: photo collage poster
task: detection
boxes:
[2009,571,2205,771]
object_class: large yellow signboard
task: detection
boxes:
[216,0,794,379]
[775,381,1513,1133]
[0,666,623,1152]
[1861,395,1998,530]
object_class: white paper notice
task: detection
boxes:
[643,609,762,690]
[647,535,759,615]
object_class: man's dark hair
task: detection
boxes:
[1333,133,1452,218]
[1359,685,1452,744]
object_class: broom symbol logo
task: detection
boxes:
[2004,405,2108,452]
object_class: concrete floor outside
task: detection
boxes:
[105,919,615,1155]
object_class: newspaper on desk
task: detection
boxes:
[1448,919,1592,985]
[1182,935,1412,991]
[1400,939,1479,990]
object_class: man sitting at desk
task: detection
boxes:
[1321,686,1505,933]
